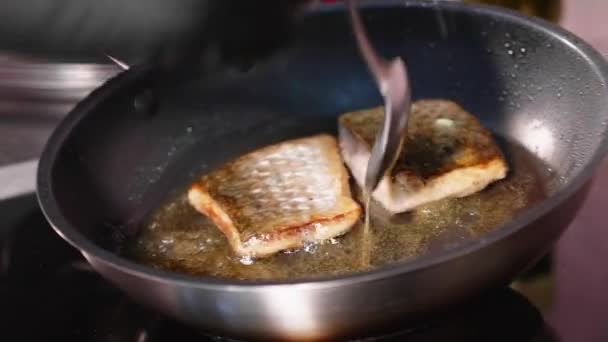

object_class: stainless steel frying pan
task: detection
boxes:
[36,1,608,340]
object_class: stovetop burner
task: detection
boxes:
[0,195,557,341]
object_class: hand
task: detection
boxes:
[0,0,315,69]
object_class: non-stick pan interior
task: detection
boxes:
[44,2,608,258]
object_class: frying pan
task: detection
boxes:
[36,0,608,341]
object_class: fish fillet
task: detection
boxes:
[188,134,361,257]
[338,99,508,214]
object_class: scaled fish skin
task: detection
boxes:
[188,134,361,257]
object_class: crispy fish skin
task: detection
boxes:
[338,99,509,214]
[188,134,361,257]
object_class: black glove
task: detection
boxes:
[0,0,312,69]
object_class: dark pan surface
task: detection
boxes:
[37,0,608,339]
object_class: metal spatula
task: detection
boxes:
[347,0,412,194]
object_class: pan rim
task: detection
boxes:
[37,0,608,291]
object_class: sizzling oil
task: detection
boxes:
[127,139,549,281]
[359,193,373,268]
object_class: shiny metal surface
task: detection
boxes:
[0,54,116,199]
[0,54,117,105]
[347,0,412,192]
[105,55,130,71]
[0,160,38,201]
[36,1,608,340]
[0,54,117,164]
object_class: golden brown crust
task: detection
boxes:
[339,99,509,214]
[188,134,361,257]
[188,184,243,253]
[247,209,360,241]
[339,99,507,183]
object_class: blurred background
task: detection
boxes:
[466,0,562,22]
[0,0,606,341]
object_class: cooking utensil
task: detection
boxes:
[37,1,608,340]
[347,0,412,192]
